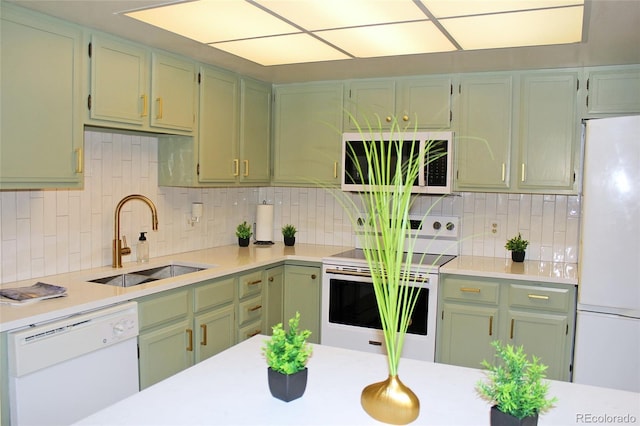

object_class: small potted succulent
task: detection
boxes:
[282,224,297,246]
[476,341,557,426]
[505,233,529,262]
[236,221,252,247]
[262,312,312,402]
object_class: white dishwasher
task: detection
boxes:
[7,301,140,426]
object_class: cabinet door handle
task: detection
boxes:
[460,287,480,293]
[369,340,382,346]
[200,324,207,346]
[75,148,83,173]
[156,97,163,119]
[233,159,239,176]
[311,274,317,280]
[510,318,515,339]
[333,161,338,179]
[385,116,392,123]
[243,160,249,177]
[489,316,493,336]
[268,277,274,282]
[141,94,148,117]
[402,114,409,122]
[248,304,262,312]
[501,163,506,182]
[186,328,193,352]
[528,294,550,300]
[521,163,526,182]
[248,279,262,286]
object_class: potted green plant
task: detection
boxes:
[262,312,312,402]
[476,341,557,426]
[236,221,252,247]
[505,233,529,262]
[282,224,297,246]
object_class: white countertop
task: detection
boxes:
[75,335,639,426]
[441,256,578,285]
[0,243,350,332]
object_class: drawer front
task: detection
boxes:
[238,270,264,299]
[442,277,500,304]
[139,289,190,330]
[508,284,571,313]
[238,294,264,326]
[194,277,235,312]
[238,319,263,342]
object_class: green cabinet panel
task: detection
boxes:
[194,304,235,363]
[265,266,284,332]
[455,74,513,190]
[198,66,239,183]
[518,71,579,192]
[239,78,271,183]
[396,76,452,129]
[0,4,83,189]
[284,264,321,344]
[138,318,193,389]
[585,66,640,115]
[236,269,266,342]
[89,35,149,125]
[151,52,196,131]
[272,82,343,185]
[138,288,190,331]
[437,274,576,381]
[345,79,395,130]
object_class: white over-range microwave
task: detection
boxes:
[341,131,454,194]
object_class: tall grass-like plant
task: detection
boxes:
[333,113,447,377]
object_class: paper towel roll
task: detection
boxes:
[256,204,274,243]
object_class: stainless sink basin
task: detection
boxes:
[89,264,207,287]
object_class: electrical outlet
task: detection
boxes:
[487,219,500,237]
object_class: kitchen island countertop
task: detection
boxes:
[75,335,639,426]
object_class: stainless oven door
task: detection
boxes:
[321,265,438,362]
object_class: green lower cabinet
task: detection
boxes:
[283,263,321,344]
[437,275,576,381]
[194,305,235,362]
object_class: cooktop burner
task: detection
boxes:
[328,248,455,269]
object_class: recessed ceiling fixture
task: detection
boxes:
[124,0,585,66]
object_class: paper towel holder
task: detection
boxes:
[255,201,274,245]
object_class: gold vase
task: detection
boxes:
[361,375,420,425]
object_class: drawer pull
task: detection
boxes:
[269,277,274,282]
[248,279,262,286]
[489,316,493,336]
[460,287,481,293]
[249,329,261,338]
[200,324,207,346]
[510,318,515,339]
[186,328,193,352]
[528,294,549,300]
[368,340,382,346]
[248,304,262,312]
[311,274,317,280]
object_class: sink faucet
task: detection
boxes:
[113,194,158,268]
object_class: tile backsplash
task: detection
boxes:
[0,130,580,284]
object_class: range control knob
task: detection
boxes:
[433,221,441,230]
[446,222,455,231]
[113,321,126,336]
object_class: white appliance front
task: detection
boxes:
[574,115,640,392]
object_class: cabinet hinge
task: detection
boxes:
[566,324,569,335]
[450,84,453,95]
[349,89,352,98]
[441,310,444,320]
[573,172,576,183]
[87,94,92,110]
[456,170,459,180]
[197,163,200,176]
[586,78,590,90]
[458,84,461,94]
[586,95,589,107]
[88,42,92,58]
[576,79,580,91]
[449,110,452,123]
[197,72,201,84]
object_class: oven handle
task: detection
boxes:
[324,268,430,283]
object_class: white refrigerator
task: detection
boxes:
[573,115,640,392]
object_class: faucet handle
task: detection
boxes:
[121,236,131,256]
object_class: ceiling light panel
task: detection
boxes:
[125,0,299,43]
[212,33,352,66]
[318,21,456,58]
[441,6,584,50]
[420,0,584,18]
[253,0,429,31]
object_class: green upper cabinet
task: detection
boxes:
[89,35,149,125]
[455,73,513,191]
[345,79,395,130]
[198,65,240,183]
[517,71,580,193]
[583,65,640,116]
[150,52,197,131]
[239,78,271,184]
[345,76,452,131]
[0,3,84,189]
[272,82,344,185]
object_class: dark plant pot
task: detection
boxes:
[267,367,307,402]
[511,251,526,262]
[284,236,296,246]
[238,237,250,247]
[491,406,538,426]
